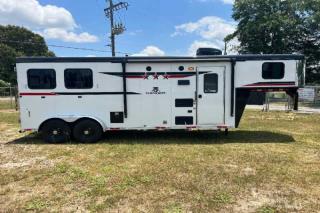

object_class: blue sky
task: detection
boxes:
[0,0,235,57]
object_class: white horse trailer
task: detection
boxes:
[16,55,305,143]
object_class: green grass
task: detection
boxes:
[0,111,19,125]
[0,110,320,212]
[25,198,49,211]
[0,99,16,110]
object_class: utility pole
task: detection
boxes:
[104,0,128,56]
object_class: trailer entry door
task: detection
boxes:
[197,66,225,126]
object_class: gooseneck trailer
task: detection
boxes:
[16,54,305,143]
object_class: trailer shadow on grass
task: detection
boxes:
[7,130,295,145]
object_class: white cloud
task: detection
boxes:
[41,28,98,43]
[173,16,236,40]
[132,46,165,56]
[173,16,238,55]
[0,0,76,29]
[221,0,234,4]
[0,0,98,43]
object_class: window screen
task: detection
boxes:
[204,73,218,93]
[262,63,285,79]
[27,69,56,89]
[64,69,93,89]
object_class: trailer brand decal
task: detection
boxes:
[146,87,166,95]
[100,72,209,79]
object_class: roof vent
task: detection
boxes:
[196,48,222,56]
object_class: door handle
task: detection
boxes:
[198,94,203,99]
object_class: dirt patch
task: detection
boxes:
[0,109,18,113]
[0,123,20,144]
[0,156,54,169]
[233,188,303,212]
[242,167,256,176]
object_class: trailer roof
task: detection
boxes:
[16,54,304,63]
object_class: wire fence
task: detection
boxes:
[263,87,320,111]
[0,87,18,110]
[299,86,320,105]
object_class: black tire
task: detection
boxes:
[41,120,71,143]
[73,119,103,143]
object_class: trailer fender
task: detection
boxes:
[73,117,106,131]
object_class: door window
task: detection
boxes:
[204,73,218,93]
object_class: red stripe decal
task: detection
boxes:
[20,93,57,96]
[186,126,197,128]
[109,128,121,131]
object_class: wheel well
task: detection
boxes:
[74,118,104,131]
[38,118,69,132]
[39,117,105,132]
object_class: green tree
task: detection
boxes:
[0,25,55,84]
[0,44,20,84]
[228,0,320,85]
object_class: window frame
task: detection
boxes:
[27,69,56,90]
[262,62,285,80]
[204,73,218,94]
[64,68,94,89]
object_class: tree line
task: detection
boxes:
[0,25,54,84]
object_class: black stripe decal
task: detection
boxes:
[246,81,296,86]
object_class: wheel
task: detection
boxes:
[225,128,229,136]
[73,119,103,143]
[41,120,71,143]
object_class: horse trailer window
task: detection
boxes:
[204,73,218,93]
[27,69,56,89]
[262,62,285,79]
[65,69,93,89]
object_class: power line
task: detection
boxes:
[48,44,129,55]
[0,38,131,55]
